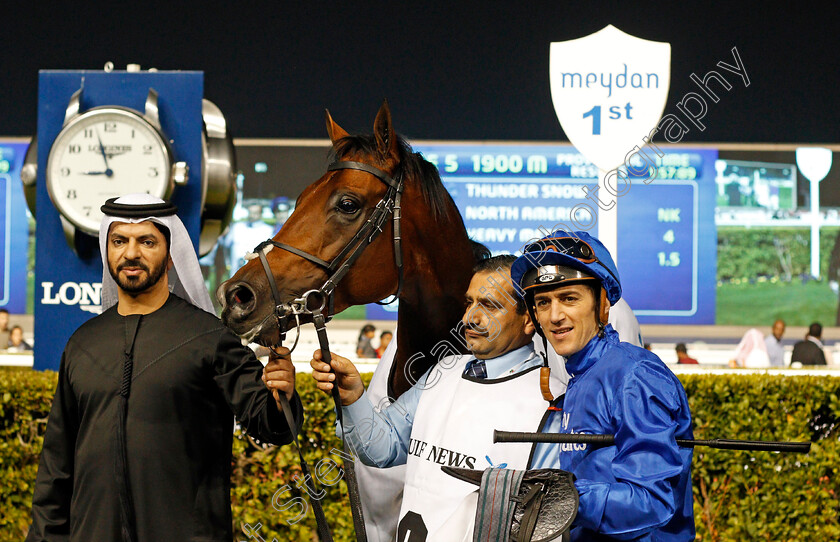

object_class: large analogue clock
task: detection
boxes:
[43,88,187,239]
[47,106,176,234]
[23,83,235,257]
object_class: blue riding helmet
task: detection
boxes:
[511,230,622,304]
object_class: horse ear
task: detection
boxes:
[325,109,350,146]
[373,99,398,159]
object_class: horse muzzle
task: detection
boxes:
[218,280,277,342]
[219,280,318,345]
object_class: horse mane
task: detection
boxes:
[331,134,455,220]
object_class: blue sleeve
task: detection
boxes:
[574,362,689,539]
[339,372,426,468]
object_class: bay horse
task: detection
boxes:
[217,101,479,399]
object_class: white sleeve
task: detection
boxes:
[608,297,643,347]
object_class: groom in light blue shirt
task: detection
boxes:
[308,254,543,468]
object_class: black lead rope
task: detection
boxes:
[310,307,368,542]
[275,383,336,542]
[256,246,368,542]
[267,309,368,542]
[116,314,142,542]
[248,158,410,542]
[255,249,336,542]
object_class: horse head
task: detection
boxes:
[218,102,406,344]
[219,102,477,396]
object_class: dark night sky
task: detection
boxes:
[4,3,839,143]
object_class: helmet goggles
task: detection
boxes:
[520,235,620,290]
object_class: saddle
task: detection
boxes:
[442,466,578,542]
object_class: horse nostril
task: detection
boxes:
[234,288,252,305]
[227,283,256,313]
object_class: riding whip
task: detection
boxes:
[493,430,811,453]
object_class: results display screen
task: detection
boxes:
[232,142,840,327]
[618,149,718,323]
[421,145,599,256]
[0,141,31,313]
[365,144,717,324]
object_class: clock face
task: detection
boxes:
[46,107,173,234]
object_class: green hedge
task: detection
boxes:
[2,369,839,541]
[681,374,840,541]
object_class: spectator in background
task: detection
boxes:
[675,343,699,364]
[764,319,786,367]
[272,196,292,235]
[0,309,10,351]
[376,330,392,359]
[791,322,827,365]
[356,323,377,358]
[643,343,652,351]
[7,326,32,353]
[730,328,770,368]
[223,203,275,272]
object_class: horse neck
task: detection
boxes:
[390,199,475,397]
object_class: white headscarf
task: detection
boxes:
[734,328,770,368]
[99,193,215,314]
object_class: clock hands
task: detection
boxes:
[79,130,139,177]
[95,129,114,177]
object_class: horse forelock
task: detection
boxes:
[331,134,457,220]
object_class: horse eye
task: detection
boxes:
[337,198,360,214]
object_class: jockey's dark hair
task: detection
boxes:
[472,254,525,314]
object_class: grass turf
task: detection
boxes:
[716,279,839,326]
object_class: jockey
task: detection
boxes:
[512,229,695,541]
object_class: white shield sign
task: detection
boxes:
[550,25,671,172]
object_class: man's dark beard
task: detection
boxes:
[109,258,167,295]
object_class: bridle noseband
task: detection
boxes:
[249,158,405,345]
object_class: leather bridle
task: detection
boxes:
[249,159,404,338]
[246,157,406,542]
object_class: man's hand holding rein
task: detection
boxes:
[263,346,296,411]
[310,349,366,406]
